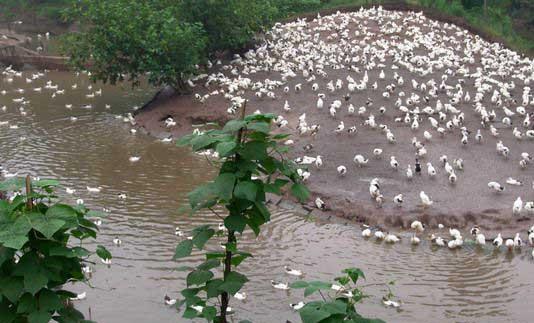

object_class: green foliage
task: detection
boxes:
[291,268,386,323]
[0,0,75,23]
[179,0,279,52]
[61,0,207,90]
[175,111,310,322]
[411,0,534,54]
[0,177,109,323]
[272,0,323,16]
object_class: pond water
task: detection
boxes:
[1,71,533,323]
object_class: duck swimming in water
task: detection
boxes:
[271,280,290,290]
[284,266,303,276]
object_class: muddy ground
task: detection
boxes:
[135,8,534,236]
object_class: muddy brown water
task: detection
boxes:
[1,71,534,323]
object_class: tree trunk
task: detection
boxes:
[484,0,487,16]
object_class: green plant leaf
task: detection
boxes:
[86,210,107,218]
[335,276,350,286]
[33,179,60,188]
[299,302,331,323]
[205,279,224,298]
[26,212,66,239]
[181,288,201,300]
[244,113,276,122]
[16,293,37,314]
[322,301,347,315]
[197,259,220,271]
[239,141,268,160]
[190,134,220,151]
[264,178,289,195]
[247,121,270,134]
[202,306,217,321]
[254,202,271,221]
[0,216,32,250]
[343,268,365,283]
[192,227,215,250]
[231,251,252,267]
[291,183,310,203]
[304,281,333,297]
[0,178,25,191]
[28,310,52,323]
[234,181,257,201]
[183,307,200,319]
[188,183,218,210]
[224,214,246,233]
[56,306,91,322]
[350,314,386,323]
[222,120,246,133]
[290,281,309,289]
[0,277,23,303]
[45,204,79,228]
[49,246,90,258]
[0,301,16,322]
[260,157,277,174]
[218,271,248,295]
[245,208,264,236]
[24,271,48,295]
[96,245,112,260]
[186,270,214,287]
[216,141,237,157]
[214,173,236,201]
[206,252,225,259]
[272,133,290,140]
[173,240,193,260]
[39,289,63,311]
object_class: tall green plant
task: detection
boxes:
[174,109,310,322]
[0,177,111,323]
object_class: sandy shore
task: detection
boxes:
[135,7,534,237]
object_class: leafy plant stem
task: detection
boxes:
[220,230,235,323]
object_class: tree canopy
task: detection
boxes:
[62,0,207,90]
[178,0,278,52]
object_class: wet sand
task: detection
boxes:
[135,8,534,237]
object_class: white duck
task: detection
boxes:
[271,280,290,290]
[284,266,303,277]
[419,191,433,207]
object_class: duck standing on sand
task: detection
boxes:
[415,159,422,174]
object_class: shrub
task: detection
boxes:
[0,177,110,323]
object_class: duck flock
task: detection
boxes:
[149,7,534,251]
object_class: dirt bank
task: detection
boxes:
[135,8,534,237]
